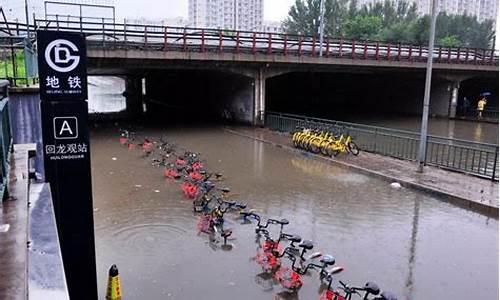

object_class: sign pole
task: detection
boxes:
[37,30,97,300]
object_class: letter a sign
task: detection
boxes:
[54,117,78,139]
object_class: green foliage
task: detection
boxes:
[344,15,382,40]
[0,51,26,79]
[438,35,461,47]
[282,0,495,48]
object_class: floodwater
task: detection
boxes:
[91,126,498,300]
[342,115,499,144]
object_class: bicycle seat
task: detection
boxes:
[235,202,247,209]
[320,255,335,266]
[298,240,313,250]
[240,209,254,216]
[221,230,232,238]
[327,266,344,276]
[364,282,380,295]
[278,218,289,225]
[225,200,236,206]
[287,234,302,243]
[379,291,397,300]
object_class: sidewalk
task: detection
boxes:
[225,127,499,217]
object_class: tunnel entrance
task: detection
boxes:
[266,71,431,122]
[457,77,499,118]
[144,70,254,124]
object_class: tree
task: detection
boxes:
[344,15,382,40]
[283,0,322,36]
[282,0,496,48]
[413,13,495,48]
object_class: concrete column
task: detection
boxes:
[254,68,265,126]
[124,76,143,118]
[449,81,460,118]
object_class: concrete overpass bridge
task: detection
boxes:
[2,19,499,124]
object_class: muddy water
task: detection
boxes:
[91,126,498,300]
[343,115,499,144]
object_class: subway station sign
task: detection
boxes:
[37,30,97,300]
[37,30,88,101]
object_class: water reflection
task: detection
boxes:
[88,76,126,113]
[404,195,421,300]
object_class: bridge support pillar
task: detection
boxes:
[254,68,266,126]
[125,76,143,117]
[449,80,460,118]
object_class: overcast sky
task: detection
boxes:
[4,0,294,22]
[114,0,294,21]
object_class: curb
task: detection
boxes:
[224,127,499,218]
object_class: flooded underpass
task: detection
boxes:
[90,125,498,300]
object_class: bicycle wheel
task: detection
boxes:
[326,142,340,157]
[309,138,321,153]
[348,142,360,156]
[292,133,300,147]
[319,140,329,155]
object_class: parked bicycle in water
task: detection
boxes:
[117,127,400,300]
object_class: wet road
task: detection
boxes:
[91,126,498,300]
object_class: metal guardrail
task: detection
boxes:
[1,19,498,66]
[265,111,499,181]
[0,36,39,87]
[0,80,12,199]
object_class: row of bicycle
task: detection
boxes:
[118,129,396,300]
[292,125,360,157]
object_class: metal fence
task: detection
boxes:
[0,80,12,200]
[265,111,499,181]
[0,36,39,87]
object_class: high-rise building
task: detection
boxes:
[356,0,498,23]
[188,0,263,31]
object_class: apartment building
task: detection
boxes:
[188,0,263,31]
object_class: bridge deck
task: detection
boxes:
[1,20,498,73]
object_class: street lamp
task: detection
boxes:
[318,0,326,56]
[417,0,438,172]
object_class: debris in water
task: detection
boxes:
[154,189,160,193]
[112,157,117,161]
[93,208,99,212]
[0,224,10,233]
[390,182,402,189]
[134,184,142,188]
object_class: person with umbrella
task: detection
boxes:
[477,92,490,119]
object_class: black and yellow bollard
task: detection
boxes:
[106,265,122,300]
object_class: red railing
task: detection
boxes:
[1,19,498,66]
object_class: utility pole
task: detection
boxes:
[25,0,30,36]
[318,0,326,56]
[417,0,438,173]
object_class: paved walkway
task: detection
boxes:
[0,144,36,300]
[225,127,499,217]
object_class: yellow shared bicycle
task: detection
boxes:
[291,126,360,157]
